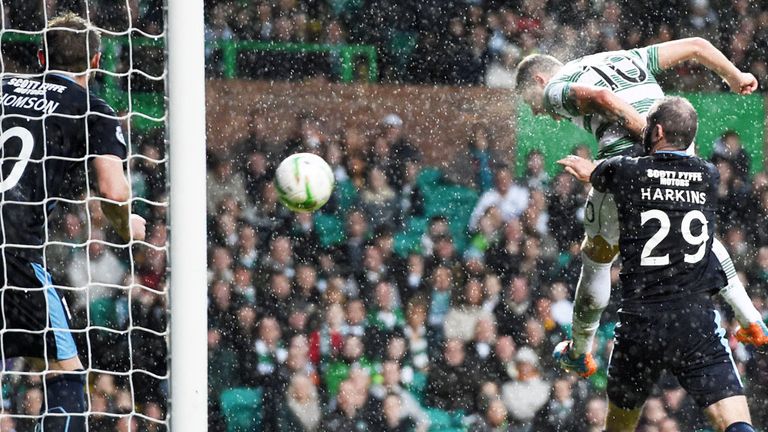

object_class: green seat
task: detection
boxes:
[417,168,444,191]
[393,217,428,257]
[220,387,264,432]
[406,372,428,403]
[425,408,453,430]
[314,213,345,247]
[425,408,465,431]
[90,297,116,328]
[333,179,359,213]
[209,349,239,401]
[389,31,418,67]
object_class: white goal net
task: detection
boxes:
[0,1,171,430]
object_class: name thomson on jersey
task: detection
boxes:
[641,169,706,204]
[1,78,65,115]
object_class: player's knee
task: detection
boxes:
[724,422,755,432]
[582,236,619,263]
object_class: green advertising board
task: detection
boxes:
[516,93,765,176]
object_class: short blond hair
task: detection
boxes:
[44,12,101,72]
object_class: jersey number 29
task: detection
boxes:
[640,209,709,266]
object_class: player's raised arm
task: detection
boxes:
[654,37,758,95]
[92,155,146,242]
[563,84,647,138]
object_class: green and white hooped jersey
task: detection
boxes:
[543,46,665,159]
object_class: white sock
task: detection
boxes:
[571,253,613,356]
[712,238,762,326]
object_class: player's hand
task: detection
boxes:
[736,321,768,347]
[557,155,596,183]
[553,340,598,378]
[727,72,758,95]
[128,214,146,242]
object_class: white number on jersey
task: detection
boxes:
[640,209,709,266]
[584,55,648,91]
[0,126,34,193]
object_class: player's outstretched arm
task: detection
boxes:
[567,85,647,138]
[92,155,147,242]
[655,37,758,95]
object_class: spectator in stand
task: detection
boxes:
[426,265,455,343]
[501,346,551,429]
[712,130,751,181]
[342,209,369,273]
[469,166,529,231]
[66,228,127,312]
[469,397,510,432]
[367,281,406,359]
[425,339,477,412]
[207,157,248,213]
[750,189,768,247]
[381,393,417,432]
[524,150,549,190]
[548,171,584,251]
[444,278,493,341]
[404,298,431,374]
[454,122,498,192]
[361,165,399,228]
[282,113,326,160]
[494,275,533,345]
[466,317,499,383]
[370,361,430,432]
[397,159,425,223]
[380,113,420,189]
[308,303,346,365]
[714,158,750,233]
[278,374,322,432]
[532,377,578,432]
[323,336,374,397]
[321,379,372,431]
[583,396,608,432]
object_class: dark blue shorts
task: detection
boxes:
[607,301,743,409]
[1,255,78,361]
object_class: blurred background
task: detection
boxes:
[2,0,768,431]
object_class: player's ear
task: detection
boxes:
[654,124,665,142]
[37,50,46,69]
[533,73,547,86]
[90,52,102,70]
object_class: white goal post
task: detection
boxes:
[167,0,208,430]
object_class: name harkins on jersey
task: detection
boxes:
[640,168,708,204]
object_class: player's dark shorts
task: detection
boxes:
[1,254,78,360]
[608,299,743,409]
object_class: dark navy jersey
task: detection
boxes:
[591,152,727,311]
[0,74,127,261]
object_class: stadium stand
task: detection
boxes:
[1,1,767,432]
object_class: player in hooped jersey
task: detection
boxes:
[1,13,146,431]
[559,97,761,432]
[515,38,767,376]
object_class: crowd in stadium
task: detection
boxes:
[204,109,768,432]
[0,1,767,431]
[203,0,768,88]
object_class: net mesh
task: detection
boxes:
[0,2,168,430]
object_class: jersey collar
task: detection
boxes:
[46,72,79,85]
[655,150,690,157]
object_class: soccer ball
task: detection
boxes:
[274,153,335,212]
